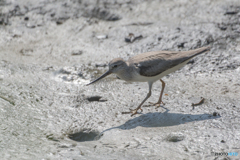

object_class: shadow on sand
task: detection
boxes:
[68,107,220,142]
[101,107,220,134]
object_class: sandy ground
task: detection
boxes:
[0,0,240,159]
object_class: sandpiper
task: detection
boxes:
[87,46,211,116]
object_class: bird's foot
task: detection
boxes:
[149,101,165,109]
[129,108,143,117]
[122,108,143,116]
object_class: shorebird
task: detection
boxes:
[87,46,211,116]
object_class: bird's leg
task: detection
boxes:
[149,79,165,108]
[130,91,151,116]
[130,82,153,116]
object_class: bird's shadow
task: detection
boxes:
[101,107,220,134]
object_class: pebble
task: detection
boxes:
[71,50,83,56]
[213,112,220,116]
[96,35,108,39]
[166,133,185,142]
[125,33,143,43]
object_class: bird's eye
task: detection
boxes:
[113,65,117,68]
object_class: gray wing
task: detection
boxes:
[136,52,187,77]
[128,47,210,77]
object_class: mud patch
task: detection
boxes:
[68,129,102,142]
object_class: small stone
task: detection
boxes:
[26,23,35,28]
[224,11,238,15]
[213,112,220,116]
[218,24,227,31]
[56,20,64,25]
[24,17,29,21]
[187,59,195,64]
[177,42,187,48]
[86,96,107,102]
[166,133,185,142]
[125,33,143,43]
[176,27,181,31]
[125,33,135,42]
[20,49,33,56]
[95,63,107,67]
[96,35,108,39]
[71,50,83,56]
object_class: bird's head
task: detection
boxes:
[86,58,126,86]
[108,58,126,74]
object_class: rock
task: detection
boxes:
[71,50,83,56]
[26,23,36,28]
[224,11,238,15]
[166,133,185,142]
[96,35,108,39]
[95,63,107,67]
[86,96,107,102]
[187,59,195,64]
[56,20,64,25]
[24,17,29,21]
[20,49,33,56]
[125,33,143,43]
[177,42,186,48]
[213,112,220,116]
[218,24,227,31]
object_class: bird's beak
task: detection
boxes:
[86,70,112,86]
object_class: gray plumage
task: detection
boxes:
[128,46,210,77]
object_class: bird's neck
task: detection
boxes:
[116,63,133,81]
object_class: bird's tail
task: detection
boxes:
[190,46,211,57]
